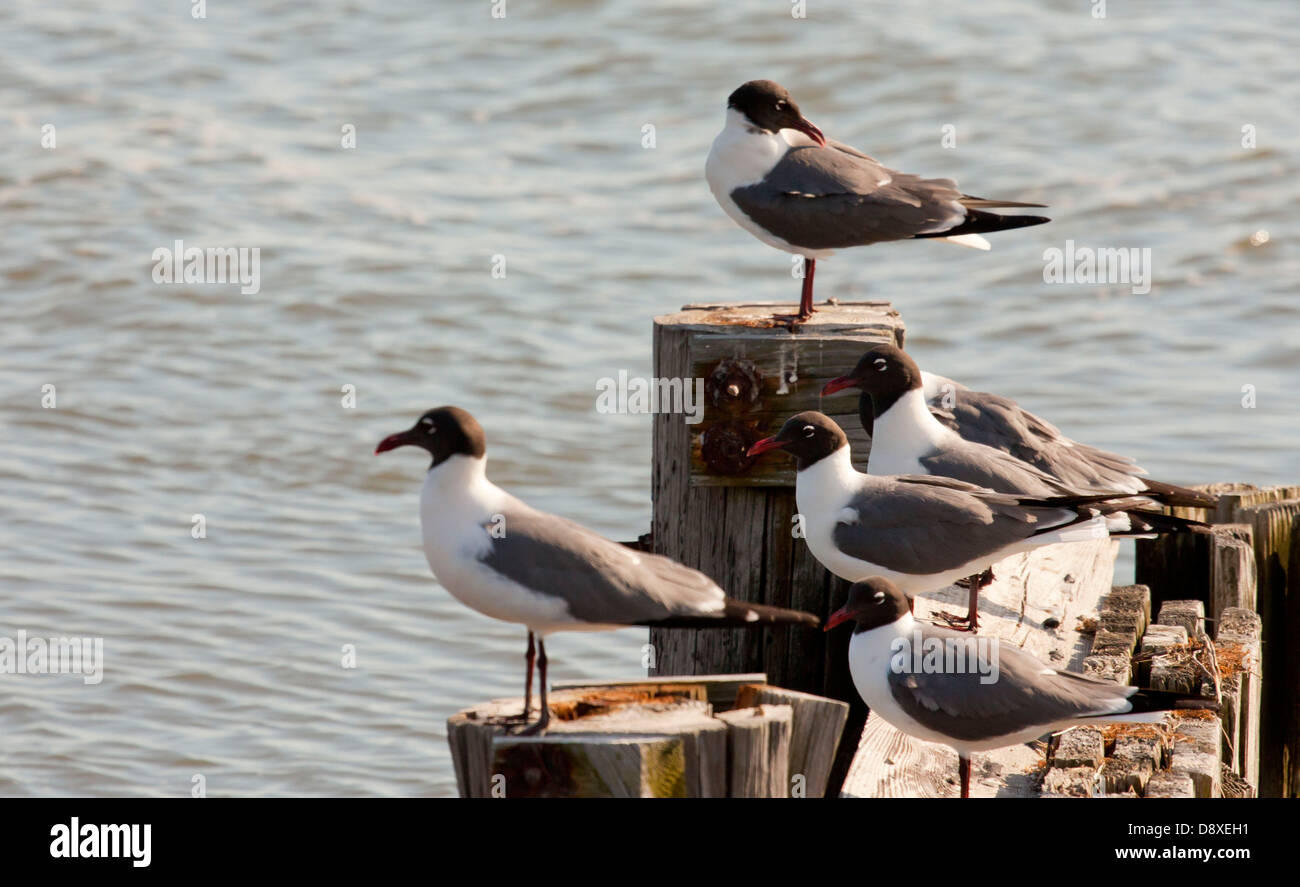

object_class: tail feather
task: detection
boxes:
[1140,479,1220,509]
[1118,509,1210,536]
[641,599,820,629]
[915,209,1050,240]
[958,195,1048,209]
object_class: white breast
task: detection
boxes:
[705,108,838,259]
[418,456,581,635]
[867,388,954,477]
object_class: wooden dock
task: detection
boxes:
[445,301,1293,798]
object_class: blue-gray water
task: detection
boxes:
[1,1,1296,796]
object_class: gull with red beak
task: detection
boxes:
[818,344,1218,625]
[747,411,1205,630]
[376,406,819,734]
[705,79,1050,322]
[825,578,1217,797]
[820,342,1218,509]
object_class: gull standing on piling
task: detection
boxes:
[747,411,1205,628]
[826,578,1217,797]
[705,80,1049,321]
[819,343,1218,624]
[822,342,1219,508]
[376,406,819,733]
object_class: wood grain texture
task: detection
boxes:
[1234,499,1300,797]
[716,704,793,797]
[648,302,904,795]
[735,683,849,797]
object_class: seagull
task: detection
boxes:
[821,342,1218,508]
[826,577,1217,797]
[705,79,1049,321]
[746,411,1204,628]
[375,406,819,733]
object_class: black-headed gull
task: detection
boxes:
[706,80,1048,320]
[826,577,1216,797]
[747,411,1204,629]
[376,406,819,732]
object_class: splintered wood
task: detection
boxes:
[447,676,848,798]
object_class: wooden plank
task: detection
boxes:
[552,674,766,712]
[1210,525,1256,626]
[491,735,688,798]
[840,539,1116,797]
[1216,607,1263,787]
[716,705,793,798]
[1235,500,1300,797]
[649,302,905,798]
[735,683,850,798]
[653,302,904,488]
[447,690,726,797]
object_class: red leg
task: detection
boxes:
[519,639,550,735]
[937,567,993,632]
[522,631,535,719]
[798,257,816,319]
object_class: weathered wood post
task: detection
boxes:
[1134,483,1300,797]
[648,301,905,795]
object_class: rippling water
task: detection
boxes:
[1,1,1296,796]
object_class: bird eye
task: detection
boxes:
[420,417,436,433]
[873,591,885,603]
[874,358,887,371]
[775,100,787,110]
[802,425,815,438]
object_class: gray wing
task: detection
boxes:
[888,624,1136,742]
[830,477,1065,575]
[730,144,966,250]
[918,440,1076,498]
[479,507,725,624]
[933,386,1146,491]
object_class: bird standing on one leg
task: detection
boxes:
[706,80,1049,322]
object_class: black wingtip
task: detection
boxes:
[914,209,1051,239]
[1139,479,1220,510]
[640,600,820,629]
[1127,688,1220,715]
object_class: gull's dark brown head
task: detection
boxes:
[746,410,848,471]
[727,80,825,146]
[821,343,923,417]
[375,405,486,469]
[825,578,911,634]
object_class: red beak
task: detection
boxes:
[793,116,826,147]
[820,375,860,397]
[374,431,411,454]
[824,606,851,632]
[746,436,787,457]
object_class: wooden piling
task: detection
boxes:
[447,677,846,797]
[647,301,905,794]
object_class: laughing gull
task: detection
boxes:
[821,342,1218,508]
[746,411,1204,628]
[826,577,1217,797]
[376,406,819,733]
[706,80,1049,321]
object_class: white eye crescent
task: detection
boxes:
[421,417,436,433]
[775,100,787,110]
[874,358,887,372]
[873,591,886,603]
[802,425,815,438]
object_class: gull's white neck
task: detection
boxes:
[706,108,790,189]
[795,444,862,513]
[421,453,498,510]
[869,387,952,476]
